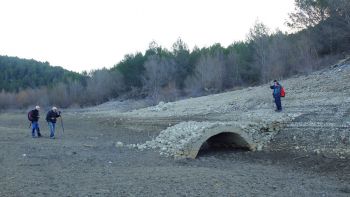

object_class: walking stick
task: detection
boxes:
[60,115,65,133]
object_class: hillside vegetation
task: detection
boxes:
[0,0,349,109]
[0,56,85,92]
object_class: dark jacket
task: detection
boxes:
[270,84,281,98]
[46,110,60,123]
[31,109,40,122]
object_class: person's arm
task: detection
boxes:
[270,85,275,89]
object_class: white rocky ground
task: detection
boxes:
[90,58,350,159]
[74,99,152,113]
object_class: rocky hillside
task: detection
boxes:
[90,57,350,158]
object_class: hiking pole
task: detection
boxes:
[47,121,50,136]
[60,115,65,133]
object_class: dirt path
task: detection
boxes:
[0,112,349,196]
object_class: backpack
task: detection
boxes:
[28,110,34,121]
[280,86,286,97]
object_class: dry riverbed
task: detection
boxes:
[0,112,349,196]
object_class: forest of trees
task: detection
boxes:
[0,56,86,92]
[0,0,349,109]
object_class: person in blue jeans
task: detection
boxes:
[30,105,42,138]
[46,106,61,139]
[270,80,282,112]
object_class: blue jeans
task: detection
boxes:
[31,121,41,137]
[274,96,282,111]
[48,122,56,138]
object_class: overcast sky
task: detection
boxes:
[0,0,295,72]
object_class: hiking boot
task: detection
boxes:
[37,133,42,138]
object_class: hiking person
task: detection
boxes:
[28,105,42,138]
[270,80,282,112]
[46,106,61,139]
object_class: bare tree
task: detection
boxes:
[265,31,292,80]
[67,80,85,106]
[49,83,70,108]
[142,55,177,103]
[0,89,16,109]
[86,69,123,105]
[293,34,319,73]
[247,21,271,83]
[225,50,242,88]
[186,49,226,94]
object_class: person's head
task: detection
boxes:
[273,80,278,85]
[52,106,58,112]
[35,105,40,110]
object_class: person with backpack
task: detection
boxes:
[28,105,42,138]
[46,106,61,139]
[270,80,284,112]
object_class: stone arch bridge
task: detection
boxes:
[133,114,299,159]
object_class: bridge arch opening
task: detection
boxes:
[197,132,251,157]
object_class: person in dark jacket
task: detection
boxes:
[46,106,61,139]
[30,105,42,138]
[270,80,282,112]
